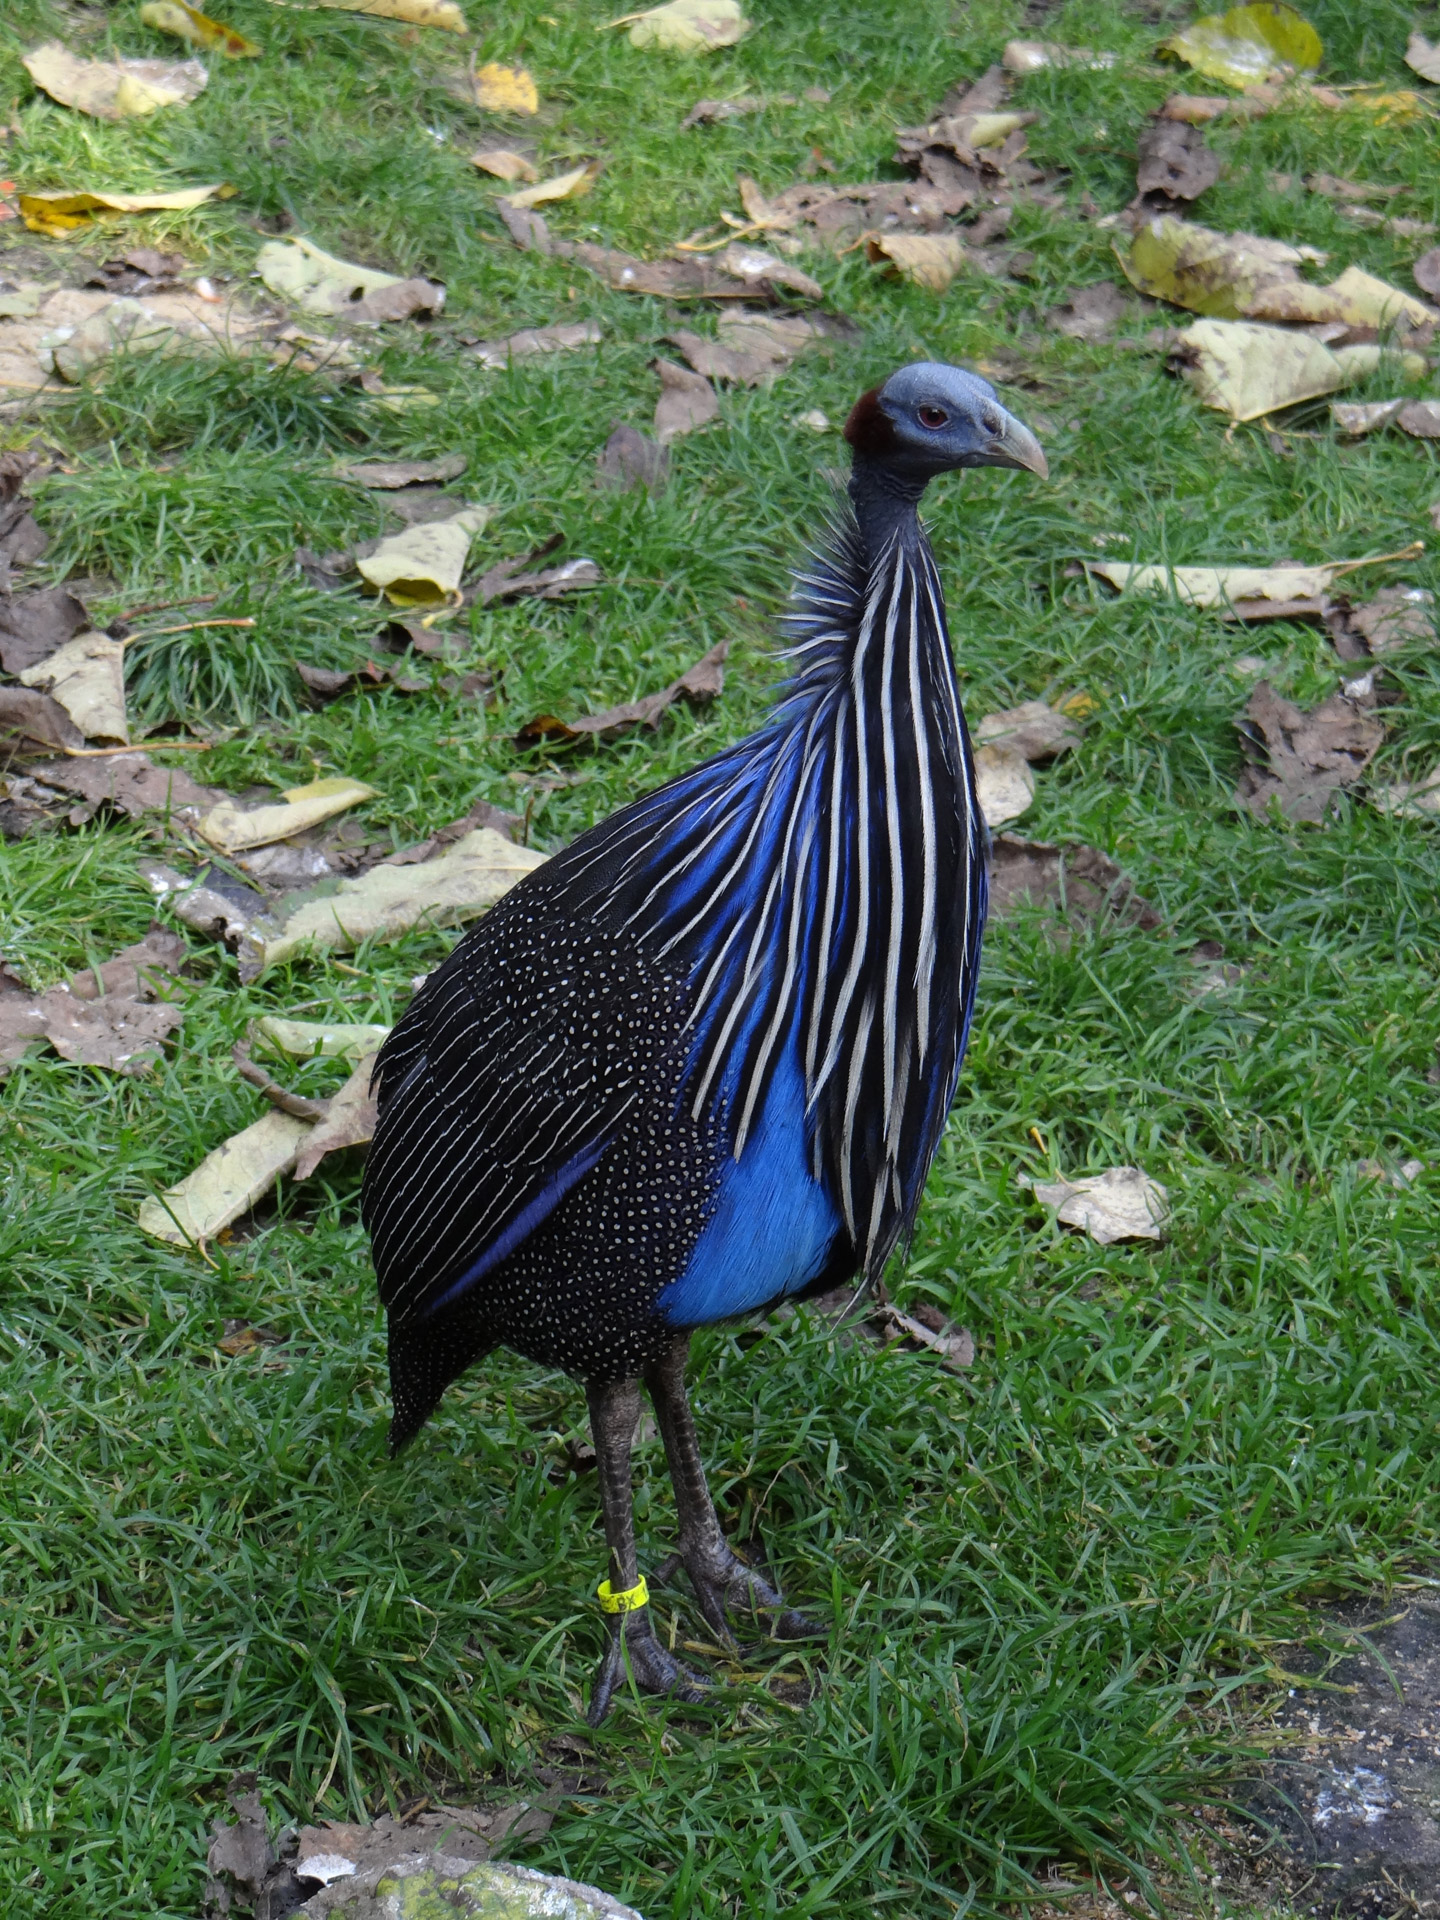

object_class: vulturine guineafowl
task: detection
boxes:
[361,362,1048,1721]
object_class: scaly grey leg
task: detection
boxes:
[584,1373,706,1725]
[643,1333,816,1643]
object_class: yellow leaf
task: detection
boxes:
[603,0,749,53]
[501,162,599,210]
[1173,317,1422,420]
[197,777,377,854]
[357,505,494,604]
[866,231,968,292]
[475,62,539,113]
[257,1016,392,1060]
[22,40,207,120]
[138,1108,313,1247]
[470,147,539,182]
[273,0,466,28]
[1093,559,1341,604]
[256,235,402,313]
[1162,1,1321,87]
[242,829,547,977]
[140,0,262,57]
[18,632,127,742]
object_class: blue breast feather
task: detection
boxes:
[656,1034,840,1326]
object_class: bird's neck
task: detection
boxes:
[847,459,928,565]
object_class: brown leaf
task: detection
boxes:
[0,588,89,675]
[975,700,1083,762]
[493,200,553,252]
[653,357,719,441]
[562,239,814,302]
[989,834,1161,932]
[596,424,669,493]
[515,641,728,746]
[470,146,538,182]
[870,1303,975,1370]
[0,686,86,754]
[294,659,428,702]
[471,556,603,606]
[217,1318,283,1356]
[1136,121,1221,201]
[0,927,187,1075]
[1415,248,1440,299]
[1046,282,1132,340]
[1398,400,1440,439]
[681,93,764,127]
[471,320,603,370]
[348,277,445,324]
[1158,91,1272,122]
[25,749,224,820]
[1234,680,1384,823]
[1347,587,1435,655]
[337,455,467,489]
[382,797,519,863]
[293,1051,379,1178]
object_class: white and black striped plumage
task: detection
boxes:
[362,363,1048,1451]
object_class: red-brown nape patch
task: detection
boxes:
[843,387,899,458]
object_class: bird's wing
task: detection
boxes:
[361,881,691,1328]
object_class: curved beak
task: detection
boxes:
[984,411,1049,480]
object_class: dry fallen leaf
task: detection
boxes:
[870,1304,975,1370]
[1172,317,1425,421]
[1048,282,1134,341]
[1136,121,1221,201]
[1372,764,1440,819]
[1030,1166,1169,1244]
[19,184,225,237]
[474,62,539,112]
[140,1,261,56]
[18,632,127,743]
[470,147,539,183]
[0,588,88,676]
[471,320,603,369]
[667,309,824,385]
[501,163,600,210]
[1331,397,1407,436]
[1,928,187,1077]
[198,776,377,854]
[972,744,1035,828]
[138,1107,311,1245]
[653,357,719,441]
[1347,586,1435,653]
[258,1015,392,1059]
[217,1318,284,1355]
[293,1052,379,1179]
[1399,400,1440,439]
[605,0,750,52]
[1163,0,1321,87]
[357,504,493,605]
[516,641,728,745]
[23,41,208,120]
[1405,31,1440,83]
[468,550,602,608]
[595,423,670,492]
[867,232,969,292]
[256,237,443,321]
[1092,557,1346,605]
[989,834,1161,931]
[976,700,1083,762]
[288,0,466,27]
[337,454,467,489]
[240,828,546,979]
[1234,679,1384,822]
[1003,38,1116,71]
[25,749,223,822]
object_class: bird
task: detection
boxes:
[361,361,1047,1722]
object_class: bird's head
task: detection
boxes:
[844,361,1048,488]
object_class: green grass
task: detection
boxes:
[4,0,1440,1914]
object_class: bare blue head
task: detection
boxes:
[844,361,1048,521]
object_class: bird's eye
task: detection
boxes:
[917,405,949,430]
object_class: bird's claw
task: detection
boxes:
[664,1540,819,1645]
[586,1610,708,1726]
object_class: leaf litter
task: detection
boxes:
[1234,680,1385,822]
[140,1,261,56]
[1027,1167,1169,1244]
[0,928,187,1077]
[516,642,729,744]
[603,0,750,53]
[22,41,208,120]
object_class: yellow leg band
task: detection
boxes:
[597,1575,649,1614]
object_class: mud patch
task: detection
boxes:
[1247,1592,1440,1916]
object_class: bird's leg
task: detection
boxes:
[584,1374,707,1726]
[644,1333,815,1643]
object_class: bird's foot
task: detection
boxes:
[586,1610,708,1726]
[658,1538,819,1645]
